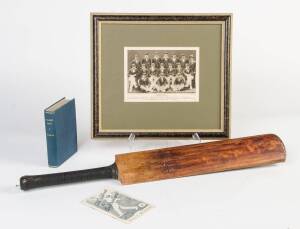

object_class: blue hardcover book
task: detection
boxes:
[44,98,77,167]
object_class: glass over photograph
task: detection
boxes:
[124,47,200,102]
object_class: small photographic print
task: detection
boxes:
[124,47,200,102]
[82,188,153,223]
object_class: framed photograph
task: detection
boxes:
[91,13,232,138]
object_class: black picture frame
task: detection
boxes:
[91,13,232,139]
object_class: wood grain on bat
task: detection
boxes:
[115,134,286,184]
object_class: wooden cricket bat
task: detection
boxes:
[20,134,286,191]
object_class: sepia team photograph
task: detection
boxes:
[124,47,200,102]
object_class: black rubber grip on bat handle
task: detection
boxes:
[20,163,118,191]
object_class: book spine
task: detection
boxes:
[44,111,58,167]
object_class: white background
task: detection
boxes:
[0,0,300,228]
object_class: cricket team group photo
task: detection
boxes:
[125,48,199,94]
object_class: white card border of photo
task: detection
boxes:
[124,47,200,103]
[81,188,153,223]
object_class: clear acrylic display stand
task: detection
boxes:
[128,133,136,151]
[192,132,201,142]
[127,132,201,150]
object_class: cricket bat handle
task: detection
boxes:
[20,164,117,191]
